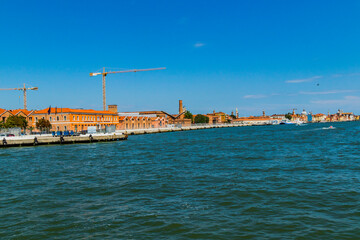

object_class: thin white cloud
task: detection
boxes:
[285,76,322,84]
[194,42,205,48]
[311,96,360,105]
[243,94,267,99]
[299,90,356,95]
[349,73,360,76]
[331,74,344,78]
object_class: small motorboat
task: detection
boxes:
[295,120,304,126]
[322,125,336,130]
[279,120,294,125]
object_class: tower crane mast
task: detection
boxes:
[0,83,38,110]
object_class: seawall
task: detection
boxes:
[117,124,251,135]
[0,133,128,148]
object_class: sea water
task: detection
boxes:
[0,122,359,239]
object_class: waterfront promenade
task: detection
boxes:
[0,133,127,147]
[0,123,252,147]
[118,123,251,135]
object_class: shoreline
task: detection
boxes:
[0,121,354,148]
[0,133,128,148]
[117,124,250,135]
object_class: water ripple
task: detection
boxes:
[1,122,360,239]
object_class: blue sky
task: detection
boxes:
[1,0,360,116]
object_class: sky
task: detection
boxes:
[1,0,360,116]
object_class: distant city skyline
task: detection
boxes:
[1,0,360,115]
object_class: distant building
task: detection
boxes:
[233,116,272,125]
[142,100,192,126]
[206,111,230,124]
[117,115,154,130]
[325,110,355,122]
[0,108,9,122]
[271,114,286,121]
[116,100,191,128]
[30,107,118,132]
[339,112,355,121]
[169,100,191,126]
[232,111,272,125]
[117,113,166,130]
[0,108,34,125]
[313,113,326,122]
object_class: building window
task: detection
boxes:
[50,117,52,121]
[57,116,60,121]
[64,126,67,131]
[77,116,79,121]
[64,116,67,121]
[35,117,38,122]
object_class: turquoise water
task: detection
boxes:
[1,122,360,239]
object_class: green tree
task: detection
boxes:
[36,119,52,132]
[194,114,209,123]
[5,115,28,129]
[285,113,292,120]
[230,114,236,119]
[184,111,193,122]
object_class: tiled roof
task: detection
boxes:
[207,112,226,116]
[233,117,271,122]
[8,109,33,116]
[34,107,117,115]
[0,108,7,115]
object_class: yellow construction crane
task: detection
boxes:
[90,67,166,111]
[0,83,38,110]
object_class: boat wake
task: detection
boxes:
[322,126,336,130]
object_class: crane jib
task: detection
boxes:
[89,67,166,110]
